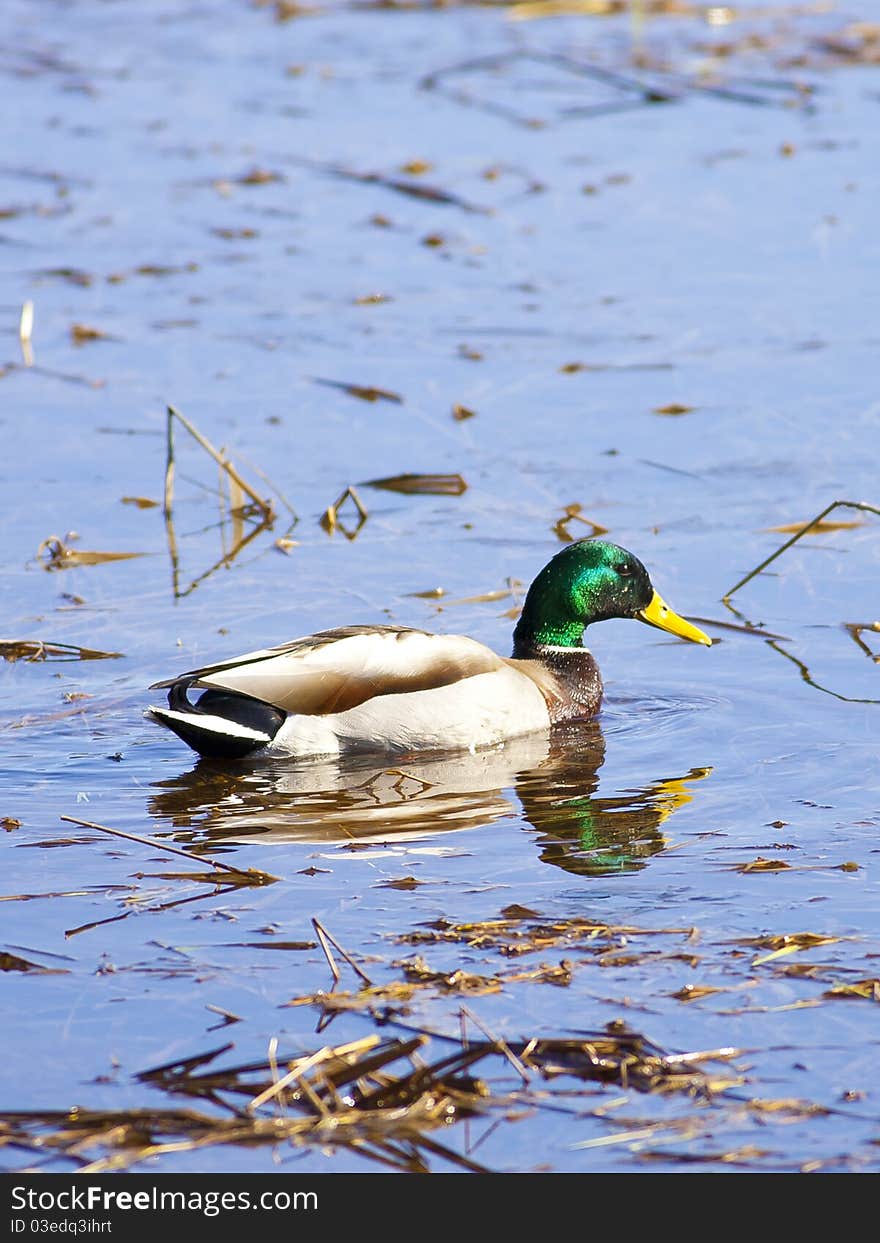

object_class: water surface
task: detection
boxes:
[2,0,879,1173]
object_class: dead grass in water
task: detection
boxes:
[0,1024,742,1173]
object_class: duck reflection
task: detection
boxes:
[517,722,710,876]
[148,720,710,878]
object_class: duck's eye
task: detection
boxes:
[616,563,634,577]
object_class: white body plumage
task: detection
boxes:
[148,626,556,760]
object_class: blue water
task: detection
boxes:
[1,0,879,1172]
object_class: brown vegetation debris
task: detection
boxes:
[765,519,864,534]
[286,983,419,1016]
[512,1031,740,1095]
[654,402,694,415]
[730,932,845,967]
[311,376,403,404]
[671,983,726,1003]
[235,167,284,186]
[362,473,467,496]
[553,503,609,543]
[397,956,502,994]
[397,912,692,958]
[822,979,880,1002]
[319,486,369,539]
[0,1025,742,1172]
[272,2,318,21]
[70,323,109,344]
[816,23,880,65]
[36,536,145,571]
[39,267,94,287]
[59,815,278,889]
[731,857,792,873]
[502,961,573,987]
[0,640,122,662]
[0,951,68,975]
[747,1097,830,1119]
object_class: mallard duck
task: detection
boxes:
[147,538,710,760]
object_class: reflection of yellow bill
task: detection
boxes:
[638,591,712,646]
[651,767,713,828]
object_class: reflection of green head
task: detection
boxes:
[519,755,712,879]
[532,794,667,876]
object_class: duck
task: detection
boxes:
[146,538,711,760]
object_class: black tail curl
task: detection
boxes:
[158,679,286,759]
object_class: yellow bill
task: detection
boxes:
[637,591,712,646]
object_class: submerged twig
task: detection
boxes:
[163,408,180,598]
[320,486,369,539]
[311,917,373,988]
[553,504,608,544]
[2,360,103,388]
[362,473,467,497]
[844,622,880,662]
[0,640,122,662]
[171,515,277,600]
[292,156,491,215]
[36,536,145,571]
[721,596,880,705]
[686,617,789,641]
[163,405,176,520]
[312,920,340,987]
[166,406,274,522]
[310,377,403,404]
[421,48,675,129]
[764,639,880,706]
[459,1004,530,1084]
[163,405,293,598]
[19,300,33,366]
[58,815,277,883]
[723,500,880,601]
[719,500,880,704]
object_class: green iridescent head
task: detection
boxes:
[512,539,711,654]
